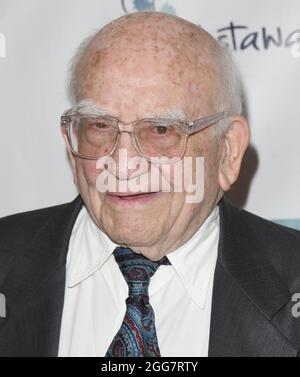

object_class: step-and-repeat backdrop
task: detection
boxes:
[0,0,300,228]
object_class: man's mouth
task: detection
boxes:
[106,191,161,206]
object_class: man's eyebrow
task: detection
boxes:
[71,100,114,116]
[70,100,188,120]
[142,109,188,120]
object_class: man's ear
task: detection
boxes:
[61,128,78,186]
[218,115,249,192]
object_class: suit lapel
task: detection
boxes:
[0,196,83,356]
[209,199,299,357]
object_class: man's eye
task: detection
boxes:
[89,121,110,129]
[153,126,169,135]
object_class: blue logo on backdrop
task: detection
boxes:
[121,0,176,15]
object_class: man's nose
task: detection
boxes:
[111,131,149,181]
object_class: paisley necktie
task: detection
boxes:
[105,246,171,357]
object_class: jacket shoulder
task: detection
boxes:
[0,202,74,242]
[0,197,83,281]
[221,199,300,291]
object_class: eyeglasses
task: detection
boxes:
[61,109,227,162]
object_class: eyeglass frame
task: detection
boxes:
[61,108,228,162]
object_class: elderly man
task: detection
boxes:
[0,12,300,358]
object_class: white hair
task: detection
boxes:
[66,28,245,138]
[66,32,95,106]
[214,43,245,137]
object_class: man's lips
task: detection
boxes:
[107,191,157,199]
[107,192,159,197]
[106,191,161,204]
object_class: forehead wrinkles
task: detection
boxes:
[76,17,220,112]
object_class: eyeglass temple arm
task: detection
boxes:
[60,115,71,128]
[186,111,228,135]
[60,107,76,128]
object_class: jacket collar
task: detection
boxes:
[217,198,291,319]
[209,198,299,356]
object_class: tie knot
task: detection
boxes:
[113,247,171,296]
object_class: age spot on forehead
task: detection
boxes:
[74,13,221,112]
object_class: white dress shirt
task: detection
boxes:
[58,205,220,357]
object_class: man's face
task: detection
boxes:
[66,18,225,260]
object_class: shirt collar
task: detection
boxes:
[166,206,220,309]
[66,206,118,288]
[67,205,220,310]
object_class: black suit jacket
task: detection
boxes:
[0,196,300,357]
